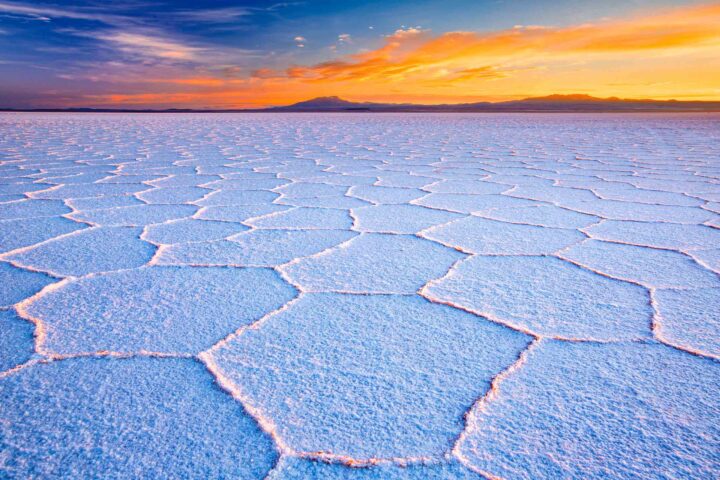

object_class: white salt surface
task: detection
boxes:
[0,113,718,479]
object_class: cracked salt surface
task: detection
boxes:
[267,457,484,479]
[0,358,277,478]
[22,266,296,355]
[456,341,720,479]
[209,293,531,460]
[0,112,719,479]
[0,310,34,372]
[5,226,155,276]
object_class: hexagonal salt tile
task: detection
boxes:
[6,227,155,276]
[22,266,296,354]
[353,204,463,234]
[248,207,353,230]
[157,230,356,267]
[0,216,85,254]
[424,256,652,340]
[282,234,465,293]
[424,216,584,255]
[143,218,248,244]
[209,293,531,459]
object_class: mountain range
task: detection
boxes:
[3,95,720,113]
[267,95,720,112]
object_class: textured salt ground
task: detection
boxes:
[65,194,145,210]
[196,203,290,222]
[477,204,599,229]
[6,226,155,276]
[352,204,463,234]
[654,288,720,357]
[143,218,249,244]
[282,233,464,293]
[70,203,198,226]
[209,293,531,459]
[0,262,55,308]
[690,248,720,273]
[560,239,720,289]
[423,216,584,255]
[0,310,34,371]
[0,216,85,253]
[349,185,427,204]
[136,185,210,204]
[248,207,354,230]
[277,194,372,209]
[0,199,71,220]
[423,255,653,340]
[268,458,484,479]
[0,358,277,478]
[456,341,720,480]
[23,266,297,354]
[1,113,719,479]
[157,229,356,267]
[584,220,720,250]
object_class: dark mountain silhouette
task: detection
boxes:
[516,94,614,102]
[270,94,720,112]
[3,94,720,112]
[276,96,365,109]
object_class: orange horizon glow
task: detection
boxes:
[77,2,720,108]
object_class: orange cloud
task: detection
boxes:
[92,2,720,107]
[282,3,720,84]
[167,77,227,87]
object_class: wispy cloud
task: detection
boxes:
[267,2,306,11]
[0,0,260,67]
[93,31,204,61]
[0,1,122,23]
[172,7,252,23]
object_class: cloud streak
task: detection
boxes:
[0,1,259,65]
[94,31,204,61]
[0,1,123,23]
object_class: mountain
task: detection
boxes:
[3,94,720,113]
[272,97,486,112]
[516,94,618,102]
[271,96,370,110]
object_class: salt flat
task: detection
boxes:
[0,113,718,479]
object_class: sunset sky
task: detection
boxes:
[1,0,719,108]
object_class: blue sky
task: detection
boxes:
[0,0,715,108]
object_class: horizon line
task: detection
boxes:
[3,94,720,113]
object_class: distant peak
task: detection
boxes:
[523,94,604,102]
[288,96,356,107]
[518,94,655,102]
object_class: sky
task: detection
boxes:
[1,0,719,108]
